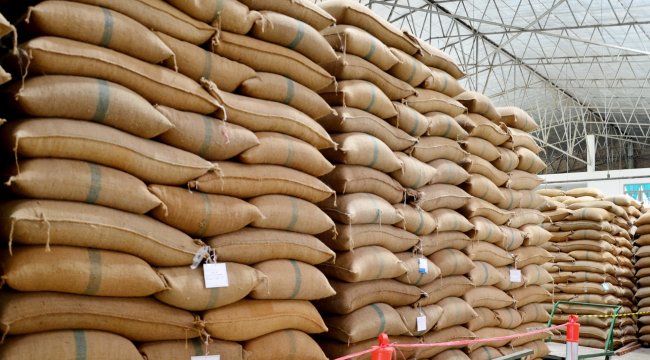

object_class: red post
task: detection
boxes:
[565,315,580,360]
[371,333,395,360]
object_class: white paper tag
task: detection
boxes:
[602,282,610,291]
[418,258,428,273]
[191,356,220,360]
[204,263,229,288]
[416,315,427,331]
[509,269,522,283]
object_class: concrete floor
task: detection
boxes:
[547,341,650,359]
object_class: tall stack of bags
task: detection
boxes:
[635,206,650,345]
[0,1,340,359]
[539,189,638,350]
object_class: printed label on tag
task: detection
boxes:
[416,315,427,331]
[204,263,229,288]
[602,282,610,291]
[509,269,522,283]
[418,258,428,273]
[191,356,220,360]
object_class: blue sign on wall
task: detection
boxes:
[624,183,650,203]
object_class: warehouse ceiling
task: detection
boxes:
[317,0,650,174]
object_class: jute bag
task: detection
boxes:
[244,330,328,360]
[409,136,469,163]
[426,111,469,139]
[390,152,436,189]
[251,259,335,300]
[318,193,403,225]
[319,224,418,252]
[319,80,398,119]
[249,194,335,235]
[315,279,421,314]
[497,106,539,132]
[321,132,404,172]
[455,91,501,123]
[422,67,465,97]
[240,0,335,30]
[389,102,431,137]
[319,245,407,282]
[396,304,444,336]
[325,303,408,343]
[395,252,441,286]
[139,338,245,360]
[321,25,399,70]
[388,47,432,87]
[405,89,466,116]
[417,275,474,306]
[412,36,464,79]
[394,203,437,235]
[320,164,405,204]
[167,0,260,34]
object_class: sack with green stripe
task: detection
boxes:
[455,91,501,123]
[249,194,334,235]
[0,330,142,360]
[156,31,255,92]
[410,136,469,163]
[515,146,547,174]
[322,132,402,172]
[156,105,259,161]
[422,67,465,97]
[462,173,506,205]
[459,137,500,161]
[241,0,335,30]
[316,279,421,315]
[494,147,520,172]
[239,72,335,120]
[434,297,478,330]
[324,303,408,343]
[250,259,335,300]
[3,75,173,138]
[244,329,328,360]
[319,223,418,252]
[426,111,469,140]
[395,252,441,286]
[149,184,262,237]
[139,338,245,360]
[390,152,436,189]
[26,1,174,63]
[465,113,510,146]
[321,25,399,71]
[318,193,403,225]
[7,158,162,214]
[319,80,397,120]
[320,165,405,204]
[394,203,437,235]
[167,0,261,34]
[405,89,466,117]
[1,245,167,297]
[319,245,407,283]
[429,248,475,277]
[429,159,470,186]
[250,11,337,64]
[388,47,431,87]
[155,264,264,311]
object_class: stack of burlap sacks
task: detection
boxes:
[538,189,639,349]
[0,1,348,359]
[635,207,650,345]
[308,1,552,359]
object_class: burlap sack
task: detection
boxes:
[251,11,337,64]
[464,286,515,309]
[468,261,505,286]
[460,197,512,225]
[323,132,402,172]
[320,106,417,151]
[155,106,258,160]
[0,200,204,267]
[515,147,547,173]
[412,36,465,79]
[325,303,408,343]
[417,275,474,306]
[421,231,471,255]
[244,330,327,360]
[395,252,441,286]
[21,37,220,114]
[409,136,469,163]
[544,208,573,222]
[241,0,335,30]
[429,248,475,277]
[455,91,500,123]
[319,224,418,252]
[155,264,263,311]
[467,308,499,331]
[520,264,553,286]
[555,261,614,276]
[467,328,515,351]
[418,326,476,358]
[517,190,548,209]
[7,158,161,214]
[553,240,614,253]
[396,304,443,336]
[518,303,550,323]
[424,112,469,141]
[2,245,166,297]
[568,229,616,243]
[509,285,552,307]
[405,89,466,116]
[506,128,542,154]
[0,11,15,39]
[207,228,334,265]
[213,31,334,91]
[513,246,554,267]
[463,173,506,204]
[460,137,500,161]
[494,307,523,329]
[207,88,335,149]
[0,291,198,341]
[316,279,421,314]
[251,260,334,300]
[394,204,437,235]
[434,349,471,360]
[388,102,432,137]
[508,170,544,190]
[319,336,418,360]
[434,297,478,330]
[240,132,334,177]
[240,73,334,120]
[422,67,465,97]
[319,193,403,225]
[4,75,173,138]
[495,226,526,251]
[465,113,510,145]
[0,65,10,85]
[203,299,327,341]
[470,216,506,243]
[0,330,142,360]
[322,52,416,100]
[391,152,436,189]
[149,185,261,237]
[509,323,552,346]
[568,250,617,264]
[388,47,431,86]
[497,106,539,132]
[493,147,520,172]
[319,245,406,282]
[156,31,254,92]
[508,209,547,228]
[465,241,514,267]
[249,194,334,234]
[566,207,616,222]
[319,0,419,54]
[27,1,173,63]
[320,165,405,204]
[430,209,474,233]
[190,162,334,203]
[139,338,245,360]
[167,0,259,34]
[429,159,470,185]
[73,0,215,44]
[321,25,399,70]
[414,184,472,211]
[464,154,510,186]
[556,282,618,296]
[320,80,398,119]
